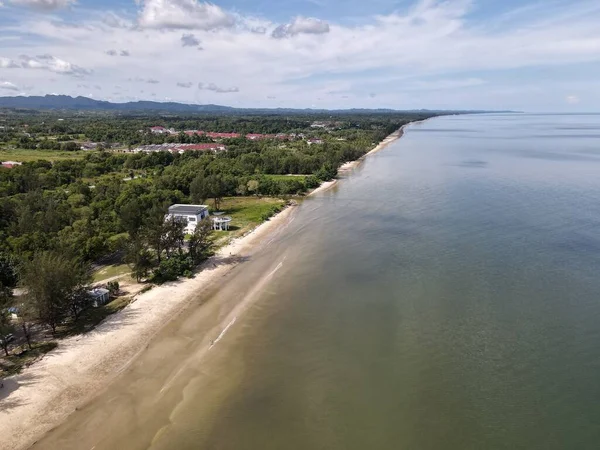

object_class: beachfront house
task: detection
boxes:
[88,288,110,308]
[167,204,210,234]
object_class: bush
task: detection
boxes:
[151,254,194,284]
[260,204,283,221]
[106,281,120,297]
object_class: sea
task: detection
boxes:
[35,113,600,450]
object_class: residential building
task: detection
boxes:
[1,161,23,169]
[89,288,110,307]
[150,126,168,134]
[167,204,210,234]
[131,143,226,154]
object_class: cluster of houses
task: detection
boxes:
[149,127,321,143]
[310,121,342,130]
[130,143,227,154]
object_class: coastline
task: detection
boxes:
[0,206,297,450]
[308,125,407,196]
[0,124,409,450]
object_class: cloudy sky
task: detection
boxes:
[0,0,599,111]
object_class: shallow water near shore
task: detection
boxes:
[35,114,600,450]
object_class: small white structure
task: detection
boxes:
[167,204,210,234]
[212,216,232,231]
[89,288,110,308]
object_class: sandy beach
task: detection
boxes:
[0,126,406,450]
[0,206,297,450]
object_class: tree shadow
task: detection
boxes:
[0,364,45,411]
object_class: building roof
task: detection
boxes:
[89,288,109,298]
[168,204,209,215]
[178,144,225,151]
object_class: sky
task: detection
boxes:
[0,0,599,111]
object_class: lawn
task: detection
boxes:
[213,196,286,244]
[93,263,131,283]
[264,174,309,181]
[0,148,91,162]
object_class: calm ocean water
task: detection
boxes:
[37,114,600,450]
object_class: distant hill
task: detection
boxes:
[0,95,507,115]
[0,95,235,113]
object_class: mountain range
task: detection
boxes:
[0,95,503,115]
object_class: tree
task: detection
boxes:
[162,217,186,258]
[143,203,168,264]
[0,284,14,356]
[0,252,18,289]
[188,218,214,264]
[21,252,92,335]
[190,174,225,211]
[190,173,208,204]
[17,306,34,351]
[107,281,120,297]
[0,311,13,357]
[119,199,145,238]
[125,237,154,282]
[247,179,259,197]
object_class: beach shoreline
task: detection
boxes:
[308,124,407,196]
[0,124,409,450]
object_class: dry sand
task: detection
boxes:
[0,125,408,450]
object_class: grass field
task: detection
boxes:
[0,148,91,162]
[93,263,131,283]
[213,197,286,244]
[264,174,309,181]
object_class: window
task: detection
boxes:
[188,216,197,222]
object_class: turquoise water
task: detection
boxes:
[36,114,600,450]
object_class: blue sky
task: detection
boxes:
[0,0,599,111]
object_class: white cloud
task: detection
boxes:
[0,57,20,68]
[177,81,193,88]
[0,81,19,91]
[8,0,75,11]
[272,16,330,38]
[566,95,580,104]
[137,0,235,30]
[1,54,91,76]
[18,54,92,76]
[198,82,239,93]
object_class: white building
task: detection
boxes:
[88,288,110,307]
[167,204,210,234]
